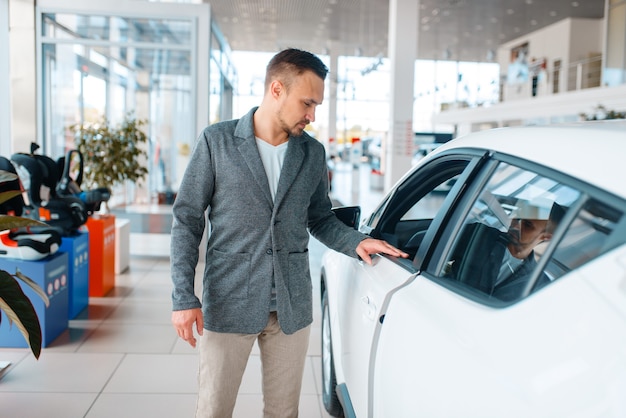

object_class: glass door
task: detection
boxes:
[36,0,232,207]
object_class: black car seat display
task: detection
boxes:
[0,156,61,260]
[10,152,88,236]
[56,149,111,214]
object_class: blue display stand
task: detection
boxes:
[0,252,69,348]
[60,231,90,319]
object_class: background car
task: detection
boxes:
[320,120,626,417]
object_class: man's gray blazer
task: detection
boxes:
[171,107,366,334]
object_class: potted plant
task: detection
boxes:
[69,113,149,209]
[0,170,50,360]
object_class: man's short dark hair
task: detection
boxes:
[547,202,566,233]
[265,48,328,90]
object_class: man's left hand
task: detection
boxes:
[356,238,409,265]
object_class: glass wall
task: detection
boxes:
[37,2,235,206]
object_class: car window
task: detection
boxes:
[371,158,471,259]
[546,199,624,280]
[438,161,582,302]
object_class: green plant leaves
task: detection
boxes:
[0,172,48,360]
[69,113,149,191]
[0,271,43,359]
[0,214,49,232]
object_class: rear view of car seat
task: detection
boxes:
[10,152,88,236]
[56,149,111,214]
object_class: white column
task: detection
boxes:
[9,0,37,153]
[327,47,339,155]
[385,0,418,191]
[0,0,10,154]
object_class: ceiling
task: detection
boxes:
[208,0,606,62]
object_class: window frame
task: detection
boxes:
[363,150,489,272]
[421,149,626,307]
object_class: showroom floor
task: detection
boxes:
[0,161,384,418]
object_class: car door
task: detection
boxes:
[335,153,483,417]
[370,155,626,417]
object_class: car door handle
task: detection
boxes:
[361,296,377,320]
[357,253,380,266]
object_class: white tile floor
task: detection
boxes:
[0,161,384,418]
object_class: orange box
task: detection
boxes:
[86,214,116,296]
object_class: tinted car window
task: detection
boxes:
[439,161,581,302]
[546,199,624,280]
[370,158,471,259]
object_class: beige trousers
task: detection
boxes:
[195,312,311,418]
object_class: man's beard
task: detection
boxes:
[278,112,309,137]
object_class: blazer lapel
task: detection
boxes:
[274,137,305,209]
[234,108,273,207]
[238,136,274,207]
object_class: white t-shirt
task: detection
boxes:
[256,137,288,312]
[255,137,288,200]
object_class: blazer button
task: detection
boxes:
[266,249,273,255]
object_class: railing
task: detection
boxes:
[559,55,603,92]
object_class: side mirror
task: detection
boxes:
[332,206,361,230]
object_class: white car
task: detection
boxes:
[320,120,626,418]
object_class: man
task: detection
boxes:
[170,48,407,417]
[447,197,564,301]
[491,199,565,300]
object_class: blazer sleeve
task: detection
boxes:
[307,156,366,257]
[170,129,214,311]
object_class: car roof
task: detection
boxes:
[431,120,626,199]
